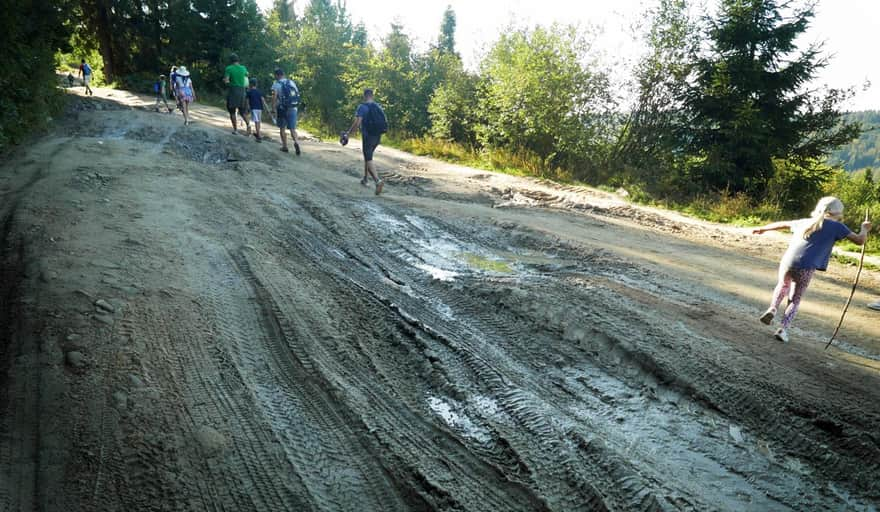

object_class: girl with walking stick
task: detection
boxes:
[753,197,871,343]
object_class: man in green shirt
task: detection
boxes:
[223,53,251,135]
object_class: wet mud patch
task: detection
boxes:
[360,201,616,284]
[164,129,229,165]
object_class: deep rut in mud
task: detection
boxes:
[0,94,878,511]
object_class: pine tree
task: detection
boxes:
[438,6,457,56]
[274,0,295,24]
[685,0,860,196]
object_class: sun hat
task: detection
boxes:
[177,66,190,77]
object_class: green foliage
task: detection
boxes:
[288,0,360,129]
[828,110,880,172]
[477,25,614,180]
[428,66,480,144]
[764,158,836,216]
[825,168,880,252]
[0,0,73,149]
[612,0,696,195]
[69,0,269,90]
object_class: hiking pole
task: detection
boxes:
[825,208,870,350]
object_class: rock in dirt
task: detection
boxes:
[129,374,145,388]
[95,299,115,314]
[112,391,128,410]
[66,351,86,368]
[93,313,114,326]
[195,426,228,457]
[729,425,744,444]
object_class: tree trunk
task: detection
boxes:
[93,0,116,81]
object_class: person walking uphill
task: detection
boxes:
[153,74,172,113]
[753,196,871,343]
[271,68,301,155]
[223,53,250,135]
[174,66,196,126]
[342,88,388,195]
[79,59,93,96]
[246,78,270,142]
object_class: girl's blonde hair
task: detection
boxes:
[802,196,844,239]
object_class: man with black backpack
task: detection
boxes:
[342,88,387,195]
[271,68,301,155]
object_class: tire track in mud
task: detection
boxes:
[201,246,406,511]
[0,140,72,512]
[229,241,555,511]
[567,284,880,499]
[115,293,308,512]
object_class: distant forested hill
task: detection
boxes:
[828,111,880,171]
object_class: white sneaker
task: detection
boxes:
[759,308,776,325]
[867,302,880,311]
[774,328,789,343]
[360,177,368,187]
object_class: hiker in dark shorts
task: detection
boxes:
[169,66,182,112]
[343,89,387,195]
[271,68,301,155]
[223,53,250,135]
[78,59,93,96]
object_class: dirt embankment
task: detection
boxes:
[1,88,878,511]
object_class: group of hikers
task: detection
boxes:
[149,53,387,194]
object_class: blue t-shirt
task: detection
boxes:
[246,89,263,111]
[781,218,851,271]
[356,103,371,135]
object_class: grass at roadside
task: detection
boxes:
[832,253,880,272]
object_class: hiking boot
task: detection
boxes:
[759,308,776,325]
[294,142,301,156]
[375,179,384,196]
[360,177,368,187]
[280,146,289,153]
[254,134,262,143]
[774,328,789,343]
[867,301,880,311]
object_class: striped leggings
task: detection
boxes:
[770,267,816,329]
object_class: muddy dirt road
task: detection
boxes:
[1,88,879,511]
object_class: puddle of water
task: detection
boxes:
[458,252,513,273]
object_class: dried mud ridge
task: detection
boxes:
[1,95,879,511]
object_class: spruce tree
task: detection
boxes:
[685,0,859,196]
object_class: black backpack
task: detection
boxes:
[278,79,300,111]
[362,103,388,135]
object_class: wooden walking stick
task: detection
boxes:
[825,208,870,350]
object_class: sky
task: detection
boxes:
[257,0,880,110]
